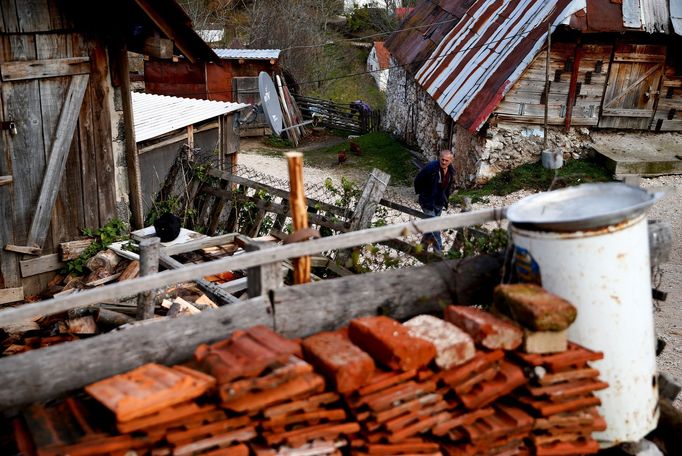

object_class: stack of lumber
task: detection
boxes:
[9,285,609,456]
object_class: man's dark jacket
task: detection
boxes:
[414,160,455,211]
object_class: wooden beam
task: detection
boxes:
[0,287,23,305]
[0,207,506,326]
[161,234,237,256]
[0,57,90,81]
[0,254,502,409]
[20,253,64,277]
[379,198,426,218]
[25,74,89,249]
[564,46,584,130]
[117,45,144,230]
[245,240,283,298]
[142,36,173,59]
[4,244,41,256]
[0,175,12,186]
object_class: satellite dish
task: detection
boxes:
[258,71,284,135]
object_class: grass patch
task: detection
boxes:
[307,40,386,111]
[451,158,614,205]
[263,135,292,149]
[304,132,415,185]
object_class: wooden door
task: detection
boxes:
[599,44,665,129]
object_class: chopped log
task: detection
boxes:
[85,249,120,273]
[59,238,96,261]
[137,238,160,320]
[96,308,134,327]
[118,260,140,281]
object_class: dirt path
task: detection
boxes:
[238,144,681,406]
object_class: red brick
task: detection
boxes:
[348,316,436,371]
[302,331,376,394]
[219,356,312,402]
[515,393,601,417]
[439,350,505,388]
[85,364,215,422]
[534,438,599,455]
[527,379,609,400]
[458,361,527,410]
[493,284,577,331]
[462,403,533,442]
[194,326,300,384]
[445,306,523,350]
[512,342,603,372]
[221,372,325,413]
[403,315,475,369]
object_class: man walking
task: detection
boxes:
[413,149,455,253]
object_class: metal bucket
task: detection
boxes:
[508,183,663,446]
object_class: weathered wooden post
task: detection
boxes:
[136,237,160,320]
[285,151,310,283]
[244,240,283,298]
[337,168,391,266]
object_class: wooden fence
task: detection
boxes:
[293,94,381,134]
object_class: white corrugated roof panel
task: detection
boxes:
[132,92,248,142]
[214,49,281,60]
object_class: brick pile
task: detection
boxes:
[10,286,609,456]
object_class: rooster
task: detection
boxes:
[350,141,361,156]
[337,149,348,165]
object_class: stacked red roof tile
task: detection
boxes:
[10,286,608,456]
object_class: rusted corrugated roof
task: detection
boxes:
[132,92,248,142]
[385,1,475,73]
[413,0,583,132]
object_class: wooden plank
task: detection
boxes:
[379,199,426,219]
[19,253,63,277]
[0,175,11,186]
[73,34,98,230]
[37,33,76,252]
[0,0,20,33]
[613,55,666,64]
[0,57,89,81]
[244,240,282,298]
[0,286,23,305]
[0,254,503,409]
[3,34,41,279]
[349,169,390,232]
[15,0,50,33]
[4,244,41,255]
[602,108,654,118]
[25,73,89,249]
[0,207,506,326]
[657,119,682,131]
[161,234,237,256]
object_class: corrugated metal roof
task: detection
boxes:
[214,49,281,60]
[132,92,248,142]
[673,0,682,34]
[413,0,583,132]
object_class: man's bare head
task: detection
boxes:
[439,149,453,170]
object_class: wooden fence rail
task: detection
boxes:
[0,207,507,327]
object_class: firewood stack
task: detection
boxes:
[9,285,610,456]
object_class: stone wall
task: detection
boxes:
[382,59,451,162]
[474,123,594,185]
[383,61,596,188]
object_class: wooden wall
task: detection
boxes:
[652,54,682,132]
[494,36,682,133]
[0,0,117,297]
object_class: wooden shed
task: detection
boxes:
[144,48,281,103]
[0,0,219,302]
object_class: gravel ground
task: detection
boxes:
[239,145,681,407]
